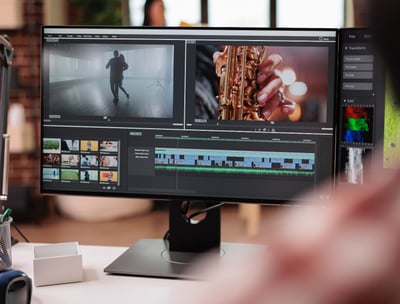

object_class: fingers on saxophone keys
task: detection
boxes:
[261,93,282,119]
[257,77,282,106]
[258,54,283,83]
[281,99,296,115]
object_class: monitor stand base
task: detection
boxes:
[104,238,265,280]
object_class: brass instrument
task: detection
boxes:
[214,45,266,120]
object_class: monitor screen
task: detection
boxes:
[40,26,338,204]
[336,28,399,187]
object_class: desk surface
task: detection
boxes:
[12,242,203,304]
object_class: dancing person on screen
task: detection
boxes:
[105,50,129,102]
[168,1,400,303]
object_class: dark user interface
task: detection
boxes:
[41,27,338,203]
[337,28,397,187]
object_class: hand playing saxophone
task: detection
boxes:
[256,53,296,119]
[213,46,296,121]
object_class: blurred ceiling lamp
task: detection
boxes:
[289,81,308,96]
[276,68,308,96]
[280,68,296,85]
[288,103,302,122]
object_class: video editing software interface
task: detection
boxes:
[337,28,398,187]
[41,27,338,203]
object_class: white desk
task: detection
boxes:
[12,242,203,304]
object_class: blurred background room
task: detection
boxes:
[0,0,369,246]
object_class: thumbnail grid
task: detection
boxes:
[42,138,119,184]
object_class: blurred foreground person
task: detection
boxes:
[172,167,400,304]
[169,1,400,303]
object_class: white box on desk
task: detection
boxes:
[33,242,83,287]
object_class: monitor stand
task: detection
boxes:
[104,201,265,280]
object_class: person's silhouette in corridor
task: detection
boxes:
[105,50,129,102]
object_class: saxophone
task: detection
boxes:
[214,45,266,120]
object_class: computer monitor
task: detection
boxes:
[40,26,338,278]
[336,28,398,187]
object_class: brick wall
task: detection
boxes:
[1,1,124,211]
[2,0,43,195]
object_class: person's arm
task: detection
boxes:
[169,164,400,304]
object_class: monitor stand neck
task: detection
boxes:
[168,200,220,254]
